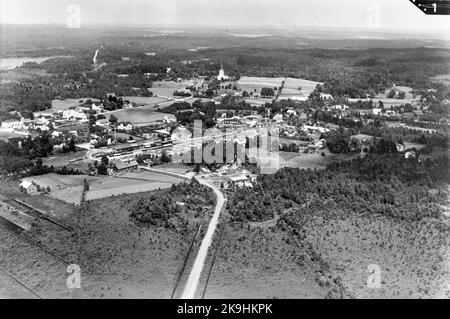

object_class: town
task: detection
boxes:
[0,4,449,301]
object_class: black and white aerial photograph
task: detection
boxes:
[0,0,449,305]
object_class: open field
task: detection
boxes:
[22,173,90,190]
[84,171,183,201]
[0,128,28,141]
[122,96,168,106]
[48,98,101,113]
[204,223,328,298]
[112,108,175,125]
[154,163,193,175]
[20,171,184,205]
[150,81,184,98]
[432,74,450,85]
[386,122,438,133]
[22,188,211,298]
[280,151,360,170]
[281,77,322,98]
[43,151,87,168]
[238,76,284,93]
[286,209,450,298]
[16,194,79,220]
[0,68,48,83]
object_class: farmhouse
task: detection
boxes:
[19,180,38,194]
[110,159,139,173]
[228,175,253,188]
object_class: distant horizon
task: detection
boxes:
[1,0,449,37]
[1,22,449,38]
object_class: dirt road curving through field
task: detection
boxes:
[181,178,224,299]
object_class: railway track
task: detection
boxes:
[0,220,74,299]
[0,219,72,266]
[10,198,73,232]
[0,266,43,299]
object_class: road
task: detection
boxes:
[181,178,225,299]
[138,166,226,299]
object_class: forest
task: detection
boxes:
[227,154,449,223]
[130,179,215,231]
[1,33,450,115]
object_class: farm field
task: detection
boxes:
[281,77,322,98]
[151,80,197,98]
[48,98,101,113]
[238,76,284,93]
[20,171,184,205]
[386,122,438,133]
[84,171,183,201]
[280,151,360,170]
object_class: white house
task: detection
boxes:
[273,114,284,123]
[51,131,63,138]
[91,103,103,113]
[62,110,87,121]
[372,108,382,116]
[1,119,27,130]
[117,123,133,131]
[320,93,333,100]
[19,180,37,194]
[405,150,416,159]
[331,104,349,111]
[229,175,253,188]
[286,109,298,116]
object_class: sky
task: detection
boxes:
[1,0,449,34]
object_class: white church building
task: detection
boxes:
[217,63,229,81]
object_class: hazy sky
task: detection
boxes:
[1,0,449,33]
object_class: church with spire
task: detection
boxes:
[217,63,229,81]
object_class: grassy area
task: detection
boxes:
[205,223,327,298]
[112,108,175,125]
[238,76,284,94]
[287,209,450,298]
[280,151,360,170]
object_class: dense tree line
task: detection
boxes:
[130,179,214,229]
[227,154,449,223]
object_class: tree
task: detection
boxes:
[101,155,109,165]
[387,89,396,99]
[109,114,118,124]
[68,138,76,152]
[398,91,406,99]
[261,87,275,98]
[160,150,172,163]
[97,162,108,175]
